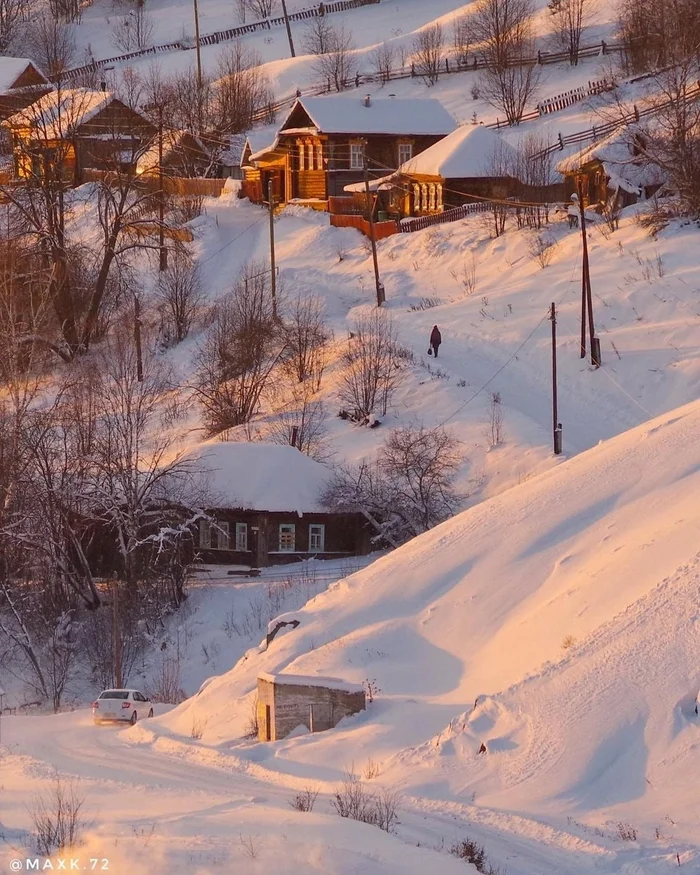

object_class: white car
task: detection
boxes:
[92,689,153,725]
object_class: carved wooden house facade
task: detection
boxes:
[241,95,456,208]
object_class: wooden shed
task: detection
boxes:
[555,128,664,208]
[257,672,366,741]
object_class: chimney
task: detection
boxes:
[364,94,371,107]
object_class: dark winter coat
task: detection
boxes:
[430,326,442,349]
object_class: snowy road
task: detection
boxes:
[0,708,680,875]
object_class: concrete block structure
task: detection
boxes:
[257,672,366,742]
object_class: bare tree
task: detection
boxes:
[452,14,472,65]
[323,424,464,545]
[628,62,700,218]
[369,40,396,84]
[472,0,535,70]
[283,293,331,388]
[339,310,401,419]
[473,0,540,123]
[155,251,203,347]
[211,41,274,134]
[312,23,355,92]
[2,86,169,360]
[110,6,155,53]
[265,388,333,462]
[195,261,285,434]
[549,0,596,65]
[0,0,29,54]
[412,23,444,86]
[26,16,76,82]
[240,0,277,18]
[618,0,700,74]
[479,44,541,124]
[302,15,335,55]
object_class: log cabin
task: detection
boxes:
[241,94,457,209]
[179,441,372,568]
[4,88,157,184]
[555,128,664,208]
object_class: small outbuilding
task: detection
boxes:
[257,672,366,741]
[555,127,664,208]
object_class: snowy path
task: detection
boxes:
[0,710,641,874]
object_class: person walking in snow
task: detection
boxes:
[429,325,442,358]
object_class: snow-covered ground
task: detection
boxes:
[5,0,700,871]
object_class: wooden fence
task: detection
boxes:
[399,202,493,234]
[330,212,398,238]
[530,80,700,160]
[61,0,381,82]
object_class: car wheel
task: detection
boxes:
[147,708,153,718]
[130,710,138,725]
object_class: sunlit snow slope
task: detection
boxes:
[161,398,700,842]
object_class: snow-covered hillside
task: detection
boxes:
[153,396,700,869]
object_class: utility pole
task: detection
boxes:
[550,302,562,455]
[267,178,278,319]
[577,182,600,367]
[158,105,167,272]
[280,0,296,58]
[134,293,143,382]
[363,145,385,306]
[192,0,203,92]
[112,573,122,689]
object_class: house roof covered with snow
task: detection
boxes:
[396,124,519,178]
[0,57,48,93]
[556,128,665,195]
[135,129,207,174]
[259,672,365,693]
[280,96,457,137]
[179,441,333,514]
[4,89,118,137]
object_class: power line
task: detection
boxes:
[198,212,269,266]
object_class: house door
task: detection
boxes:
[265,705,271,741]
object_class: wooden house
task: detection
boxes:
[0,58,52,121]
[4,88,157,184]
[180,441,372,568]
[345,124,525,219]
[241,95,456,208]
[555,128,664,208]
[136,129,211,178]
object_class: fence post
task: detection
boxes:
[601,40,606,55]
[633,104,639,121]
[537,49,542,64]
[445,57,449,73]
[411,63,415,77]
[558,132,564,150]
[355,72,360,87]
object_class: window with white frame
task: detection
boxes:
[306,141,314,170]
[199,519,211,549]
[200,519,229,550]
[279,523,296,552]
[216,521,230,550]
[309,524,325,552]
[350,142,365,170]
[235,522,248,551]
[398,143,413,166]
[297,140,305,170]
[315,142,324,169]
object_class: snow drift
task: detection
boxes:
[159,398,700,841]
